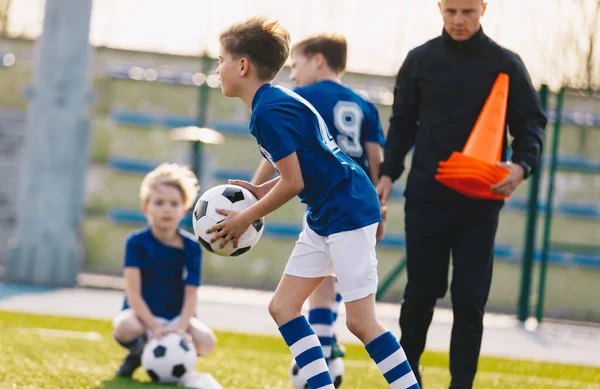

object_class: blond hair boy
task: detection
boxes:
[112,163,216,378]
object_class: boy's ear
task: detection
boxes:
[239,57,250,77]
[313,53,326,69]
[141,202,148,214]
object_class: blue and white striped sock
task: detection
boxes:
[329,285,343,358]
[279,316,335,389]
[365,331,420,389]
[331,290,343,324]
[308,308,334,363]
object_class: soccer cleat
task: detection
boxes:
[115,352,142,378]
[330,337,346,360]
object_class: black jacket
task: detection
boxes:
[379,28,547,203]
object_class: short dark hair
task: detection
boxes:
[292,34,347,74]
[219,16,290,81]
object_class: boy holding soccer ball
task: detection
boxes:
[113,163,216,378]
[209,17,419,389]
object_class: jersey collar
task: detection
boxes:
[252,83,272,111]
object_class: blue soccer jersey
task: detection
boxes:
[250,84,381,236]
[294,80,385,175]
[122,227,202,320]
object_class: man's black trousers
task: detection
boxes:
[399,197,502,389]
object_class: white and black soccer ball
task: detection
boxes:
[289,358,345,388]
[141,333,197,384]
[192,184,265,257]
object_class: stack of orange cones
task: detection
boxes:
[435,73,511,200]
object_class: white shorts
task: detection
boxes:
[113,308,187,337]
[284,223,379,302]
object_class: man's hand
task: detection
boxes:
[490,162,524,197]
[376,176,394,206]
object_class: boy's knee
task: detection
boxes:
[345,307,386,344]
[268,296,301,325]
[268,298,281,321]
[195,331,217,357]
[113,312,145,342]
[189,318,217,357]
[346,314,373,341]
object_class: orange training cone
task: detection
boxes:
[462,72,509,163]
[435,73,511,200]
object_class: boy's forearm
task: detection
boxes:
[252,159,277,185]
[365,142,383,186]
[177,286,198,329]
[129,296,160,331]
[260,176,280,192]
[245,178,300,222]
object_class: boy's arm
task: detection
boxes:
[229,174,280,201]
[244,151,303,221]
[208,152,302,248]
[124,267,161,332]
[175,285,198,335]
[365,141,387,242]
[364,141,384,186]
[175,244,202,335]
[251,159,277,185]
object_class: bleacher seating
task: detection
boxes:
[105,156,600,269]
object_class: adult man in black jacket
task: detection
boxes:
[377,1,547,388]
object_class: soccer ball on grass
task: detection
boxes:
[141,333,197,384]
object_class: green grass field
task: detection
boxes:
[0,311,599,389]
